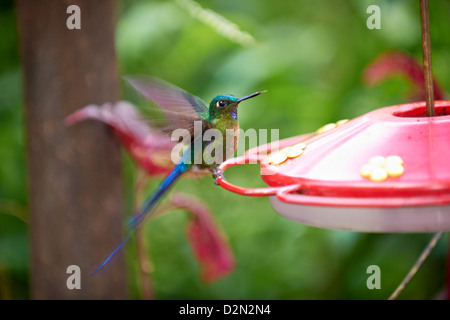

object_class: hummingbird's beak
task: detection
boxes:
[237,90,267,103]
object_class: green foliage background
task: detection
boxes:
[1,0,449,299]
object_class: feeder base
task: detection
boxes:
[270,196,450,233]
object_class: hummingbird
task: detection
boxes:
[93,76,265,274]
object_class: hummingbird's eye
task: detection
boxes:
[217,100,227,108]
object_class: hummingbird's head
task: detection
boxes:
[209,91,265,120]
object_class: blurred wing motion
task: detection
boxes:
[126,76,209,136]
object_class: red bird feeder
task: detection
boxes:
[217,1,450,235]
[216,100,450,233]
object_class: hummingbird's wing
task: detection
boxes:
[126,76,209,138]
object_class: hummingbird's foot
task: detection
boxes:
[210,167,224,186]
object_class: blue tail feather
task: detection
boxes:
[127,162,189,229]
[91,233,133,276]
[92,161,190,275]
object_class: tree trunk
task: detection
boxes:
[17,0,127,299]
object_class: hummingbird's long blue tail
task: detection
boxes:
[127,161,190,228]
[92,161,190,275]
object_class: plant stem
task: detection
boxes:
[135,169,154,300]
[420,0,435,117]
[389,232,443,300]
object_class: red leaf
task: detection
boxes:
[170,194,235,283]
[65,101,176,175]
[363,51,445,101]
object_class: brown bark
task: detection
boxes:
[17,0,127,299]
